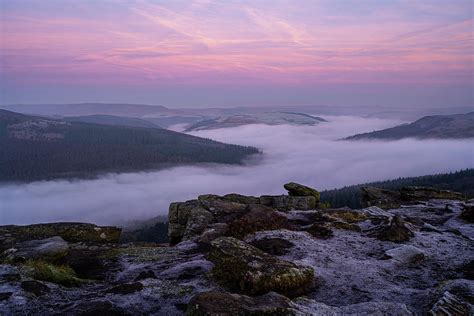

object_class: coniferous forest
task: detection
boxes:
[320,168,474,208]
[0,110,259,182]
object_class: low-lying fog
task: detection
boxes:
[1,116,473,226]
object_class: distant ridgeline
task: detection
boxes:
[320,169,474,209]
[0,109,259,182]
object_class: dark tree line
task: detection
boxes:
[320,169,474,209]
[0,119,259,182]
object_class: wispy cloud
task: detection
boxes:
[1,0,472,103]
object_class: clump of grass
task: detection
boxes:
[24,260,84,287]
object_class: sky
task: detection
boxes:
[0,0,473,107]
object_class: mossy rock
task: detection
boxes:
[222,193,261,205]
[330,221,361,232]
[208,237,315,297]
[283,182,320,202]
[400,186,465,201]
[327,210,369,223]
[23,260,84,287]
[259,195,317,211]
[0,223,121,247]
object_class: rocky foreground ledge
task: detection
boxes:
[0,184,473,315]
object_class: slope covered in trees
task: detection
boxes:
[0,110,259,182]
[320,169,474,209]
[344,112,474,140]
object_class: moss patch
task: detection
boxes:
[24,260,84,287]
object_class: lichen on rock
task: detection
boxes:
[208,237,315,297]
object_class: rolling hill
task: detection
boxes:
[184,112,327,131]
[0,110,259,182]
[64,114,162,129]
[344,112,474,140]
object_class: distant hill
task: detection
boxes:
[185,112,327,132]
[65,114,161,129]
[344,112,474,140]
[320,168,474,209]
[0,110,259,182]
[0,103,169,118]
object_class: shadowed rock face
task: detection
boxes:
[208,237,315,297]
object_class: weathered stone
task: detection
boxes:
[305,224,333,239]
[260,195,317,211]
[284,182,320,202]
[385,245,425,264]
[0,223,121,249]
[223,193,261,205]
[21,280,50,296]
[362,186,465,210]
[400,186,465,202]
[429,291,469,315]
[106,282,143,295]
[182,207,215,241]
[197,223,229,244]
[168,199,201,245]
[198,195,249,222]
[370,216,414,242]
[7,236,69,262]
[250,238,294,255]
[208,237,315,297]
[186,291,294,316]
[361,187,402,209]
[228,204,287,239]
[168,222,186,245]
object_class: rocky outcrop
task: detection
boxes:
[362,186,466,209]
[284,182,320,202]
[227,204,287,239]
[369,215,414,242]
[208,237,315,297]
[400,186,465,201]
[1,184,473,315]
[0,223,121,251]
[385,245,425,264]
[259,195,317,211]
[168,183,321,244]
[429,291,470,315]
[460,203,474,223]
[5,236,69,262]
